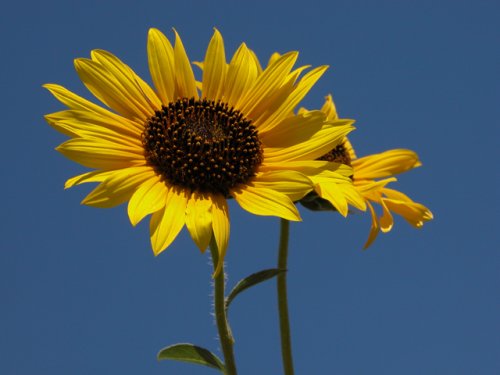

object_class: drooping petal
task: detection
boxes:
[147,28,176,104]
[340,184,367,211]
[364,201,380,249]
[185,192,213,252]
[382,188,433,227]
[311,170,367,213]
[202,29,227,101]
[149,186,188,255]
[315,182,348,217]
[127,175,168,226]
[378,198,394,232]
[211,194,230,276]
[232,184,301,221]
[354,177,397,195]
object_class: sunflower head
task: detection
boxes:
[44,28,355,273]
[306,94,433,248]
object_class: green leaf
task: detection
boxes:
[157,343,225,372]
[225,268,285,308]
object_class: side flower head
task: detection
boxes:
[44,28,355,273]
[301,95,433,248]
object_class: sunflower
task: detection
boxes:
[44,28,355,272]
[303,95,433,248]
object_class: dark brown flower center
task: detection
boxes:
[318,144,351,166]
[142,98,263,196]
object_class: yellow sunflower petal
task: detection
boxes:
[315,182,348,217]
[354,177,397,195]
[211,195,230,276]
[364,201,380,249]
[202,29,227,101]
[344,137,357,160]
[56,137,144,170]
[382,188,433,226]
[321,94,339,121]
[173,29,198,99]
[341,184,367,211]
[49,118,141,149]
[127,175,168,226]
[81,167,154,208]
[382,187,428,208]
[232,185,301,221]
[260,110,325,147]
[247,49,263,74]
[264,121,354,162]
[44,84,143,134]
[147,28,176,104]
[353,149,422,180]
[248,65,308,128]
[74,58,147,121]
[149,186,188,255]
[383,198,433,227]
[258,65,328,133]
[267,52,282,67]
[90,49,162,112]
[310,169,367,212]
[379,199,394,233]
[238,51,298,117]
[252,170,313,201]
[185,192,213,253]
[45,109,142,139]
[64,170,115,189]
[260,160,345,175]
[224,43,258,108]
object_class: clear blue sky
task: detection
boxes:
[2,0,499,374]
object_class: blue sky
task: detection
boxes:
[2,0,499,374]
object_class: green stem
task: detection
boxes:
[277,219,295,375]
[209,236,238,375]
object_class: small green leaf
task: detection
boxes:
[226,268,285,308]
[157,343,225,371]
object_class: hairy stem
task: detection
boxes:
[209,236,237,375]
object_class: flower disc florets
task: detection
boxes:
[142,98,263,196]
[319,144,352,167]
